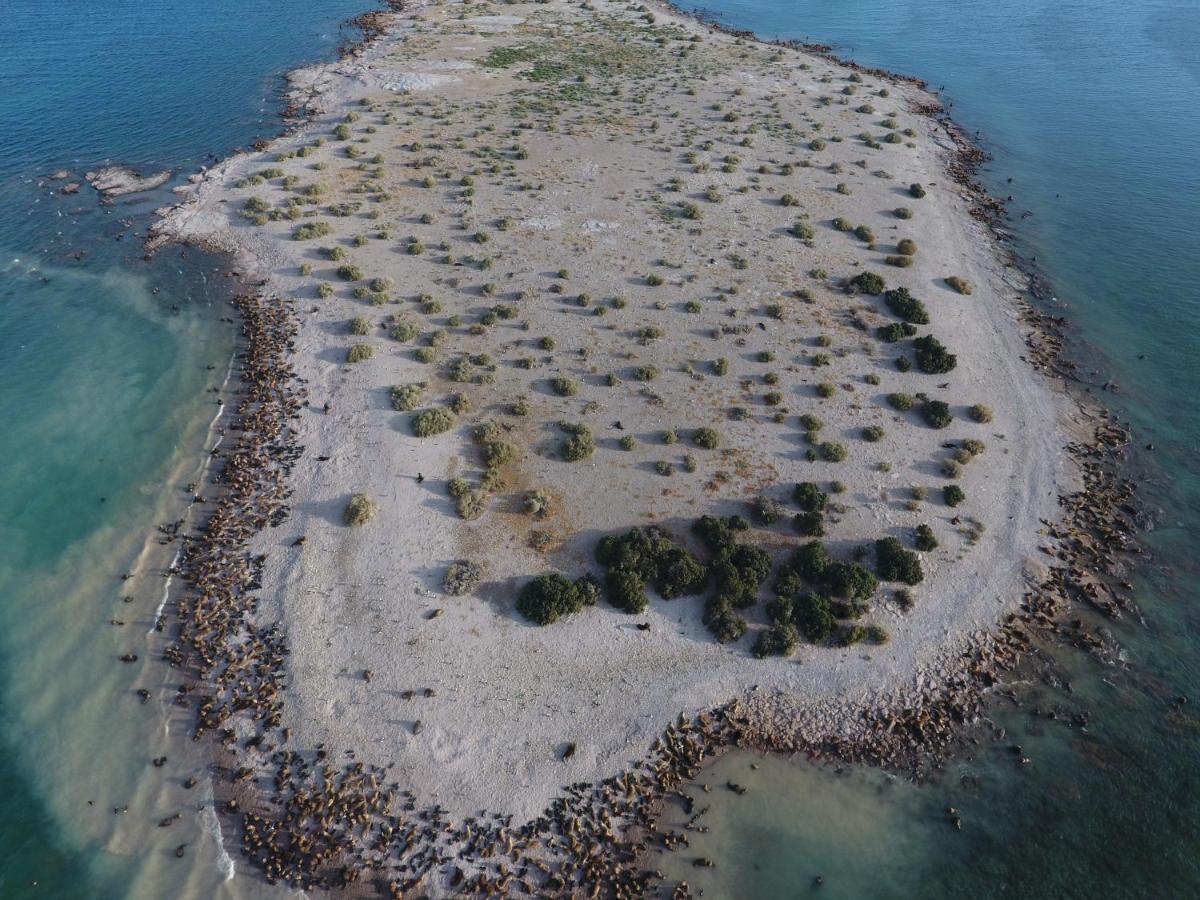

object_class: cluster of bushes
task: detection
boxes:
[913,335,957,374]
[883,287,929,324]
[792,481,827,536]
[877,322,917,343]
[875,537,924,585]
[595,527,709,614]
[516,572,601,625]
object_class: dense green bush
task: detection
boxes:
[896,238,918,256]
[788,541,830,583]
[656,545,709,599]
[921,399,953,429]
[847,272,886,295]
[945,276,973,295]
[794,481,827,512]
[691,514,749,553]
[862,425,886,442]
[560,422,595,461]
[411,407,454,437]
[294,221,333,241]
[349,316,373,336]
[915,524,938,551]
[337,264,363,281]
[550,375,579,396]
[876,537,924,585]
[823,560,878,601]
[703,596,748,643]
[887,392,916,411]
[517,573,589,625]
[793,510,825,537]
[819,441,847,462]
[944,484,966,507]
[883,287,929,324]
[693,427,721,449]
[346,343,374,363]
[792,592,835,642]
[753,623,800,658]
[752,494,783,525]
[913,335,957,374]
[877,322,915,343]
[390,382,425,412]
[605,568,649,614]
[909,183,927,198]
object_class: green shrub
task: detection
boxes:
[897,238,918,256]
[619,435,636,451]
[909,183,927,198]
[390,383,425,411]
[645,273,665,286]
[877,322,915,343]
[883,287,929,325]
[792,592,835,642]
[944,484,966,507]
[606,569,649,614]
[887,392,915,411]
[791,220,815,240]
[854,224,875,243]
[343,493,377,526]
[969,403,994,423]
[560,422,595,461]
[411,407,454,437]
[691,515,749,554]
[876,537,924,585]
[915,524,938,551]
[794,481,827,512]
[894,207,913,219]
[922,399,953,429]
[863,425,885,442]
[752,494,783,525]
[550,376,579,397]
[703,596,747,643]
[633,365,660,382]
[886,255,914,268]
[517,573,588,625]
[294,221,333,241]
[833,217,853,232]
[337,264,363,281]
[823,560,878,601]
[913,335,957,374]
[712,543,773,608]
[847,272,886,295]
[753,623,800,658]
[346,343,374,363]
[819,441,847,462]
[443,561,482,596]
[793,510,825,537]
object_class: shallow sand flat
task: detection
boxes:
[157,0,1067,822]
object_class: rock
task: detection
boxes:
[85,166,172,197]
[47,169,71,180]
[61,183,81,194]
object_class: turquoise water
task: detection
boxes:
[0,2,379,896]
[1,0,1197,896]
[662,0,1200,896]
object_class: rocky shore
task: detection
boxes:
[144,0,1141,896]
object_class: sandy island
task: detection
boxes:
[151,0,1081,891]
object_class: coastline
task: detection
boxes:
[145,0,1139,894]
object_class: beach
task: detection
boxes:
[150,0,1083,890]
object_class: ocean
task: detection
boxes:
[0,0,1197,897]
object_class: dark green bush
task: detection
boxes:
[913,335,957,374]
[411,407,454,437]
[909,183,927,198]
[847,272,886,295]
[944,484,966,507]
[883,287,929,324]
[793,592,835,642]
[656,546,709,599]
[886,392,915,411]
[921,399,953,429]
[703,596,747,643]
[877,322,915,343]
[753,623,800,658]
[794,481,827,512]
[605,568,649,614]
[915,524,938,551]
[693,427,721,449]
[823,561,878,601]
[692,514,750,553]
[793,510,825,537]
[560,422,595,461]
[875,537,924,585]
[711,544,772,609]
[517,573,587,625]
[752,494,782,525]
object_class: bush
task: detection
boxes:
[348,316,372,336]
[915,524,938,551]
[712,357,730,376]
[560,423,595,461]
[854,224,875,243]
[703,596,748,644]
[606,568,649,614]
[693,427,721,449]
[753,623,800,658]
[794,482,827,512]
[887,392,915,411]
[896,238,918,256]
[921,399,953,429]
[444,561,482,596]
[390,383,425,411]
[823,560,878,601]
[711,544,772,608]
[517,573,587,625]
[883,287,929,325]
[691,514,749,553]
[909,183,927,198]
[944,484,966,507]
[346,343,374,363]
[411,407,454,437]
[793,510,825,537]
[752,494,783,525]
[862,425,885,442]
[791,220,815,240]
[847,272,886,295]
[970,403,994,423]
[337,264,363,281]
[788,541,830,583]
[633,365,660,382]
[886,255,914,268]
[877,322,914,343]
[792,592,835,642]
[876,537,924,585]
[913,335,957,374]
[833,217,854,232]
[343,493,377,526]
[945,276,973,295]
[294,221,333,241]
[819,441,847,462]
[550,376,579,397]
[894,207,913,219]
[656,546,709,599]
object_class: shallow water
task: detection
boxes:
[1,0,1197,896]
[0,1,380,895]
[662,0,1200,896]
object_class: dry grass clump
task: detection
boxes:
[343,493,378,526]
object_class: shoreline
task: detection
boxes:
[146,0,1139,894]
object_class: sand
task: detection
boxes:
[154,0,1068,825]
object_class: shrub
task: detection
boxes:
[847,272,886,295]
[791,220,815,240]
[970,403,994,423]
[390,383,425,411]
[606,569,649,614]
[793,481,827,512]
[645,273,664,286]
[816,383,836,398]
[946,275,973,295]
[862,425,885,442]
[693,427,720,449]
[788,541,830,583]
[655,460,673,477]
[886,255,914,268]
[753,623,800,658]
[752,494,783,525]
[922,399,953,429]
[897,238,918,256]
[793,510,825,537]
[819,441,847,462]
[703,596,748,643]
[524,489,552,518]
[887,392,915,411]
[517,573,587,625]
[793,592,835,642]
[944,484,966,507]
[655,546,709,599]
[894,207,913,219]
[833,217,853,232]
[550,376,579,397]
[883,287,929,324]
[560,422,595,461]
[712,544,773,608]
[915,524,938,551]
[712,358,730,376]
[692,515,749,553]
[854,224,875,243]
[876,323,912,343]
[346,343,374,363]
[443,561,482,596]
[913,335,957,374]
[337,264,363,281]
[823,560,878,601]
[294,221,333,241]
[619,435,636,451]
[876,537,924,585]
[348,316,372,336]
[633,365,660,382]
[909,183,927,198]
[411,407,454,437]
[343,493,377,526]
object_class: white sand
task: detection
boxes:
[156,0,1070,824]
